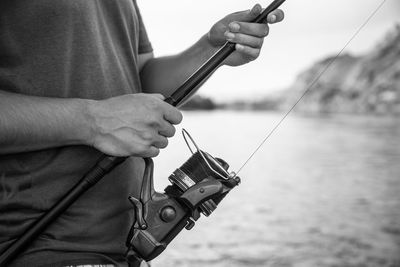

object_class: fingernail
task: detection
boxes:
[225,31,235,40]
[229,22,240,32]
[252,4,262,15]
[236,44,244,51]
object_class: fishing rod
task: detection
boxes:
[0,0,287,266]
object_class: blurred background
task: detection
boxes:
[139,0,400,266]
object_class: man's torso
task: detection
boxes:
[0,0,152,265]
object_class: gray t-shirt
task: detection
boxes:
[0,0,153,265]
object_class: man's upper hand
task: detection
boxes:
[208,4,284,66]
[86,94,183,158]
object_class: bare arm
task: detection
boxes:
[139,35,218,97]
[0,5,283,156]
[140,5,284,97]
[0,90,91,154]
[0,90,182,157]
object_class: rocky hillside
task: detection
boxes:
[282,25,400,114]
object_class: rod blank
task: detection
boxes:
[165,0,287,106]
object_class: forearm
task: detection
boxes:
[140,5,285,98]
[140,34,220,96]
[0,90,92,154]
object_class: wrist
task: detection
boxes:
[204,32,218,49]
[199,34,221,56]
[71,98,98,147]
[202,33,232,67]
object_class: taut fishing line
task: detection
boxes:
[235,0,388,176]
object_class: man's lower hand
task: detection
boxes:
[85,93,183,158]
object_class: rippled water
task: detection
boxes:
[151,111,400,267]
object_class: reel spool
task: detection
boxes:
[168,130,239,216]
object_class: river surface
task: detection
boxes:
[151,111,400,267]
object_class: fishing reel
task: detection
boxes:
[125,130,240,264]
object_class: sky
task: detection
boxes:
[138,0,400,102]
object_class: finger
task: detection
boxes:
[228,22,269,38]
[158,121,176,138]
[143,146,160,158]
[267,9,285,24]
[162,104,183,125]
[225,32,264,49]
[235,44,261,61]
[152,135,169,149]
[229,3,263,22]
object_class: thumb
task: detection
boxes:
[230,4,262,22]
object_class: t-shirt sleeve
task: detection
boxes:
[133,0,153,54]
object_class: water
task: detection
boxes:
[151,111,400,267]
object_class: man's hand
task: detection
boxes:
[87,94,183,158]
[208,4,284,66]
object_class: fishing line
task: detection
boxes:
[235,0,388,176]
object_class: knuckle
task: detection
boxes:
[149,117,162,129]
[151,99,162,110]
[141,131,154,142]
[147,95,162,107]
[145,100,159,113]
[147,111,162,124]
